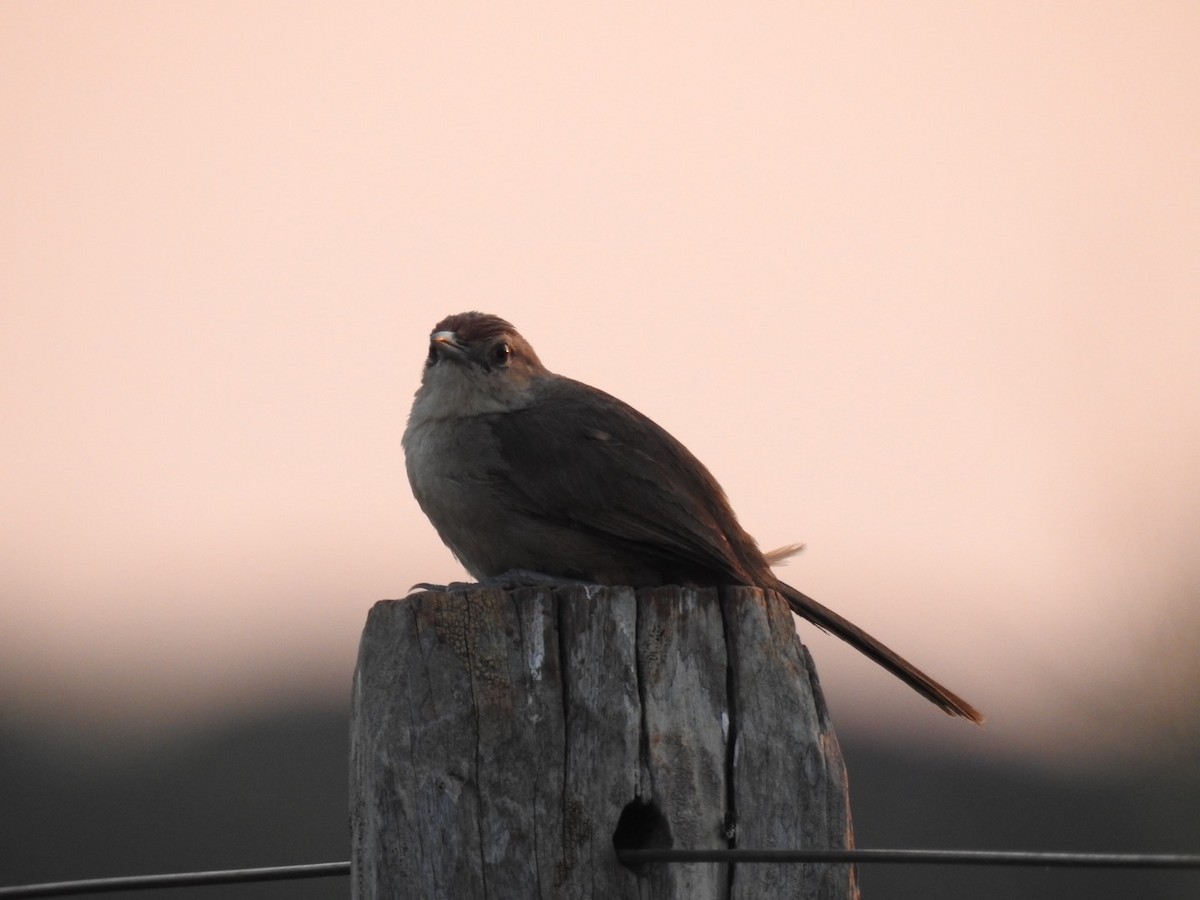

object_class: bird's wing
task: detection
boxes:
[489,379,985,723]
[486,376,760,582]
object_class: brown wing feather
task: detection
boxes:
[489,373,985,724]
[488,376,763,584]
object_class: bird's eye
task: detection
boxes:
[492,342,512,366]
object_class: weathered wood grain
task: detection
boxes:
[556,585,642,899]
[722,586,858,900]
[636,585,729,899]
[351,585,856,899]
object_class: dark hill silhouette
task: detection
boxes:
[2,706,1197,899]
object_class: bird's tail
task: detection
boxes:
[775,581,985,724]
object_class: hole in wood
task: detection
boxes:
[612,797,672,870]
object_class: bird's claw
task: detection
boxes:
[407,569,595,595]
[407,580,476,595]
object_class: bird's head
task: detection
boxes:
[412,312,548,418]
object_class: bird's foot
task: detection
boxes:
[408,569,596,595]
[492,569,597,589]
[407,580,478,594]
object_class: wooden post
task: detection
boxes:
[350,584,857,900]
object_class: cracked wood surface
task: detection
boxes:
[350,585,857,899]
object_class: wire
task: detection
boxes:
[0,862,349,899]
[3,850,1199,898]
[615,848,1200,868]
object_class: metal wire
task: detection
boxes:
[3,850,1199,898]
[616,848,1200,868]
[0,862,349,899]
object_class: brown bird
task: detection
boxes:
[403,311,983,723]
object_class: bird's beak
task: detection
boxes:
[429,330,468,363]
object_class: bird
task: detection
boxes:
[402,311,983,723]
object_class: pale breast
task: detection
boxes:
[403,413,513,579]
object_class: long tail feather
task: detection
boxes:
[776,581,984,724]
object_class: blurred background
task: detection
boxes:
[2,2,1198,897]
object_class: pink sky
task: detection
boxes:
[3,2,1199,763]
